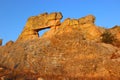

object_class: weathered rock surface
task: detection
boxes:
[17,12,62,42]
[5,40,14,46]
[43,15,101,41]
[109,26,120,41]
[0,12,120,80]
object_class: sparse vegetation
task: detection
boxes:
[101,31,115,44]
[0,39,2,46]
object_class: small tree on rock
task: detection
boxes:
[101,31,115,44]
[0,39,2,46]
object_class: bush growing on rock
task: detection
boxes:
[0,39,2,46]
[101,31,115,44]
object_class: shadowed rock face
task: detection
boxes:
[0,12,120,80]
[17,12,63,42]
[0,39,2,46]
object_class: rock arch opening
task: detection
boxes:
[38,27,50,37]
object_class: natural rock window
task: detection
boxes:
[38,28,50,37]
[17,12,62,42]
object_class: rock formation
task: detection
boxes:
[5,40,14,46]
[0,12,120,80]
[43,15,101,41]
[17,12,62,42]
[109,25,120,41]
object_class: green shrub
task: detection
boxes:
[101,31,115,44]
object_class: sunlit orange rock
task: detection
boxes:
[0,12,120,80]
[17,12,62,42]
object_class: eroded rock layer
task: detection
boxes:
[17,12,62,41]
[0,12,120,80]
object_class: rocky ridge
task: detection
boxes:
[17,12,62,42]
[0,12,120,80]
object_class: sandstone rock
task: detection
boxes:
[80,24,101,40]
[54,18,78,27]
[109,25,120,41]
[5,40,14,46]
[0,12,120,79]
[17,13,101,42]
[1,32,120,79]
[77,15,101,40]
[49,15,100,41]
[69,19,79,26]
[116,32,120,41]
[61,15,95,26]
[78,15,95,25]
[61,18,70,26]
[17,12,63,42]
[97,27,106,34]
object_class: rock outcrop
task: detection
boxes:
[78,15,101,40]
[43,15,101,41]
[0,12,120,80]
[109,26,120,41]
[5,40,14,46]
[17,12,62,42]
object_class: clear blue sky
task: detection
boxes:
[0,0,120,45]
